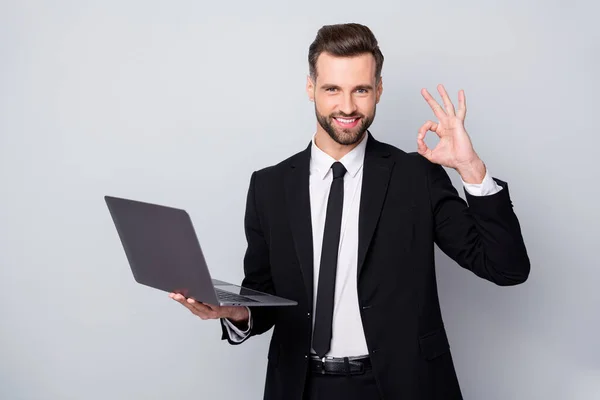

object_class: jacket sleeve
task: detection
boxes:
[221,171,277,344]
[220,307,252,343]
[427,162,530,286]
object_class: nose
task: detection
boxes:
[339,93,357,116]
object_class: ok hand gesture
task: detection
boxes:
[417,84,486,184]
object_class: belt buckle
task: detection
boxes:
[355,361,365,374]
[344,357,365,375]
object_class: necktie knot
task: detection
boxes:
[331,162,347,179]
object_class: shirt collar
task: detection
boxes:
[310,131,368,180]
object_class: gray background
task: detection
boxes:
[1,0,598,399]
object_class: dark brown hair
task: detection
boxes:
[308,23,384,83]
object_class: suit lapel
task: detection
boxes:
[284,143,314,307]
[358,135,395,278]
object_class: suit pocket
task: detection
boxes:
[419,327,451,360]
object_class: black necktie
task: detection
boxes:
[312,161,347,358]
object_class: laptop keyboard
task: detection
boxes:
[216,288,258,303]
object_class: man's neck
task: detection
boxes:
[314,129,366,161]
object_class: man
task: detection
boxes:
[170,23,530,399]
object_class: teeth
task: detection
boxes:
[336,118,356,124]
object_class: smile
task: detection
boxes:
[333,117,361,128]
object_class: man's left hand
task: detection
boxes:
[417,84,486,184]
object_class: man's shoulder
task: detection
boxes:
[247,149,306,197]
[252,147,307,179]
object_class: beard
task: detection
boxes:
[315,105,376,146]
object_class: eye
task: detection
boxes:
[325,87,337,92]
[356,88,368,94]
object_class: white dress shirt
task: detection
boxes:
[223,132,502,356]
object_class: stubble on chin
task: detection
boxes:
[316,113,369,146]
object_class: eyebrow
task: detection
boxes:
[320,84,375,91]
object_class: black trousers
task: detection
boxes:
[303,368,381,400]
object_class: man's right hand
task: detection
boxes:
[169,292,250,327]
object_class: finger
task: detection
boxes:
[171,293,196,311]
[170,292,187,303]
[437,84,456,116]
[421,88,446,121]
[418,120,440,140]
[456,89,467,121]
[171,294,216,319]
[186,298,218,317]
[417,120,439,160]
[416,135,433,160]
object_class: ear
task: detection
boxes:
[306,75,315,102]
[376,77,383,104]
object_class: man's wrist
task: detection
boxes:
[226,307,250,326]
[456,158,486,184]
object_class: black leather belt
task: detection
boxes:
[309,355,371,375]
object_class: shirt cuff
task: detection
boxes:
[462,170,503,196]
[222,307,252,342]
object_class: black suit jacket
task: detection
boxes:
[220,133,530,399]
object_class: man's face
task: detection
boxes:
[307,52,383,146]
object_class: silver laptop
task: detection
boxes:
[105,195,297,307]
